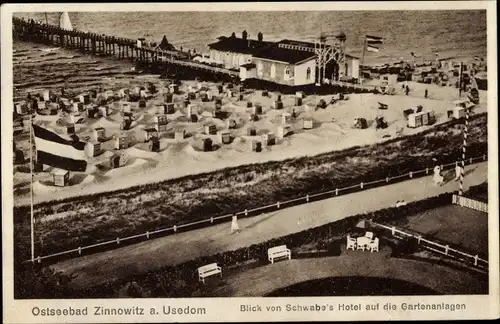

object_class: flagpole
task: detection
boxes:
[29,112,35,263]
[360,37,367,86]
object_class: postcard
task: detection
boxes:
[2,1,498,323]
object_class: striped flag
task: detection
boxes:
[366,35,383,53]
[32,124,87,172]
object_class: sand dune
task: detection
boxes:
[105,158,151,177]
[125,146,161,159]
[14,75,488,205]
[90,117,122,129]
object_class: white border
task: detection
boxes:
[2,2,498,323]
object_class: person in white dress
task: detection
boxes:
[230,214,240,234]
[433,165,444,186]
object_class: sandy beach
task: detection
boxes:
[13,74,487,206]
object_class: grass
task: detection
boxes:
[13,113,488,262]
[388,204,488,257]
[17,194,486,299]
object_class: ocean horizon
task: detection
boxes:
[15,10,487,65]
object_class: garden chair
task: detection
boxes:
[365,231,374,240]
[368,238,380,253]
[346,234,357,251]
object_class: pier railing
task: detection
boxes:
[24,154,487,264]
[12,17,239,77]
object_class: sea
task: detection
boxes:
[12,10,487,99]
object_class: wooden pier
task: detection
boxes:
[12,17,378,93]
[12,17,239,78]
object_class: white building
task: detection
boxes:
[207,31,272,70]
[242,39,359,86]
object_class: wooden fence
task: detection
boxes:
[26,154,488,264]
[370,221,488,270]
[452,194,488,213]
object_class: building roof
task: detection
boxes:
[209,36,358,63]
[253,45,316,65]
[155,36,176,51]
[208,36,273,55]
[278,39,359,59]
[252,39,358,64]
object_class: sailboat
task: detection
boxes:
[59,12,73,31]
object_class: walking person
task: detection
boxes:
[455,163,463,181]
[230,214,240,234]
[433,164,443,186]
[425,89,428,98]
[405,85,410,96]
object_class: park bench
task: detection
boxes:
[268,245,291,264]
[197,263,222,284]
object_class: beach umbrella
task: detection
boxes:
[356,219,369,229]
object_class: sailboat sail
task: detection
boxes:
[59,12,73,31]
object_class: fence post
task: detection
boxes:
[474,255,478,266]
[417,235,421,244]
[483,154,486,161]
[391,226,395,236]
[306,194,309,202]
[335,188,338,196]
[173,225,177,232]
[244,209,248,216]
[78,247,82,256]
[360,182,364,189]
[37,256,41,264]
[276,201,280,208]
[146,231,150,239]
[425,167,428,174]
[116,237,120,245]
[445,245,449,255]
[409,171,413,178]
[469,157,472,164]
[210,217,213,223]
[386,177,389,183]
[440,164,443,171]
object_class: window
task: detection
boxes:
[257,62,264,77]
[284,66,294,80]
[271,64,276,78]
[306,67,311,80]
